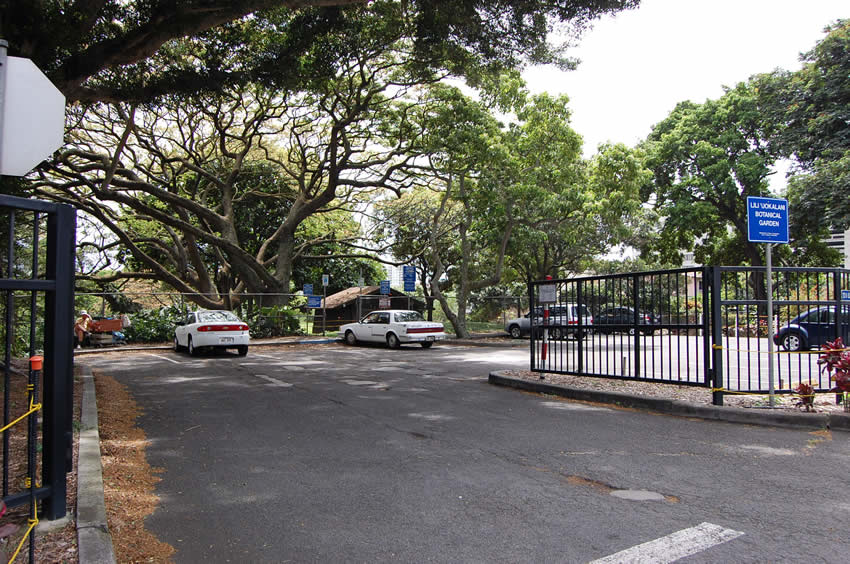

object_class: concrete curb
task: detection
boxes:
[76,366,117,564]
[489,371,850,433]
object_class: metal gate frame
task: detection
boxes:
[1,194,75,520]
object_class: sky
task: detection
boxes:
[523,0,848,156]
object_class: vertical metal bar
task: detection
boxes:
[30,213,39,356]
[577,279,583,374]
[702,267,711,387]
[27,358,40,563]
[3,209,13,497]
[42,204,75,520]
[528,276,535,372]
[632,273,640,379]
[711,267,724,405]
[767,247,775,406]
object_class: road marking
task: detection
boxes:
[254,374,293,388]
[147,354,182,364]
[590,522,743,563]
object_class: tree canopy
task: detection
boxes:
[2,0,639,104]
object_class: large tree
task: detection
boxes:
[642,81,783,270]
[34,34,430,307]
[1,0,639,104]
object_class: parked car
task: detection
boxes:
[174,310,250,356]
[594,306,662,335]
[340,310,445,349]
[504,304,593,340]
[774,306,850,351]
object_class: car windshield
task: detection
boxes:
[395,311,425,322]
[197,311,239,323]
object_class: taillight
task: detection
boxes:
[198,324,249,332]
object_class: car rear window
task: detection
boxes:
[198,311,239,323]
[395,311,425,322]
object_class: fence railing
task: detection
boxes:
[1,194,76,562]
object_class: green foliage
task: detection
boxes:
[122,306,183,343]
[241,305,303,338]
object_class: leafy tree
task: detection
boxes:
[774,20,850,231]
[642,81,783,270]
[1,0,639,104]
[35,36,429,307]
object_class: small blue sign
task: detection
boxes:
[322,274,329,286]
[403,266,415,292]
[303,283,313,295]
[747,197,789,244]
[307,295,322,308]
[380,280,390,295]
[842,290,850,301]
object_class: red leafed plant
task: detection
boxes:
[794,382,815,412]
[817,338,850,393]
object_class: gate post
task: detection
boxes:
[528,276,535,372]
[632,273,640,378]
[42,203,76,519]
[710,267,724,406]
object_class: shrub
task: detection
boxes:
[122,306,182,343]
[817,337,850,393]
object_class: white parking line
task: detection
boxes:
[590,522,743,563]
[147,354,182,364]
[254,374,293,388]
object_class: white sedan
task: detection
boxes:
[340,310,446,349]
[174,310,250,356]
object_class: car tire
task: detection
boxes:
[508,325,522,339]
[386,333,400,349]
[550,327,563,340]
[345,330,358,346]
[421,341,433,349]
[782,331,806,352]
[173,335,182,352]
[237,345,248,356]
[188,336,198,357]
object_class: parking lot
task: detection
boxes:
[85,342,849,563]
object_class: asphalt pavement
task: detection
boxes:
[75,339,850,563]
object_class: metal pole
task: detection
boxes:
[0,39,8,170]
[322,285,326,336]
[766,244,775,407]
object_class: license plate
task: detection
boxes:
[426,336,435,342]
[220,337,234,344]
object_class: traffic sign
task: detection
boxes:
[747,197,789,244]
[0,54,65,176]
[322,274,329,286]
[380,280,390,295]
[307,295,322,308]
[303,283,313,296]
[403,266,415,292]
[842,290,850,301]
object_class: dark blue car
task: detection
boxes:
[773,306,850,351]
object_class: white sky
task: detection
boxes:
[524,0,848,155]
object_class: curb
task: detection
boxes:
[489,371,850,433]
[76,366,117,564]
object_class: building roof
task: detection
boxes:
[322,286,419,309]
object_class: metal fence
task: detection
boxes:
[1,195,76,543]
[529,267,850,405]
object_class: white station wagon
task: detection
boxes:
[340,310,445,349]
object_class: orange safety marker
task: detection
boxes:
[29,355,43,371]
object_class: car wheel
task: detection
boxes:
[421,341,433,349]
[509,325,522,339]
[782,331,806,352]
[188,336,198,357]
[173,335,182,352]
[345,330,357,346]
[237,345,248,356]
[386,333,400,349]
[550,327,563,340]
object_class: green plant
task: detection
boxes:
[122,306,183,343]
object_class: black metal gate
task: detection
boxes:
[529,266,850,404]
[1,194,75,523]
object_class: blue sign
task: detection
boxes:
[380,280,390,295]
[842,290,850,301]
[303,283,313,295]
[403,266,415,292]
[322,274,329,286]
[307,295,322,308]
[747,197,789,244]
